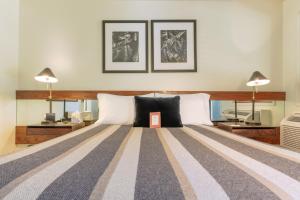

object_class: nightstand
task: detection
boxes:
[217,122,280,144]
[16,122,86,144]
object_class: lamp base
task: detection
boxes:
[41,120,55,125]
[45,113,56,122]
[245,120,261,126]
[228,118,240,122]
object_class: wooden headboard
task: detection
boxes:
[16,90,286,101]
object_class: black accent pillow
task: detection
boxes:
[134,96,183,127]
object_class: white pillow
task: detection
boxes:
[96,93,154,125]
[155,93,213,126]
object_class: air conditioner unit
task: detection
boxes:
[280,113,300,151]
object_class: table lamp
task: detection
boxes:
[35,67,58,123]
[246,71,270,125]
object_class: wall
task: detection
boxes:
[283,0,300,116]
[18,0,283,91]
[0,0,19,155]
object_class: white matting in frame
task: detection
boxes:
[151,20,197,72]
[103,20,148,73]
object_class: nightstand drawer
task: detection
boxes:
[217,122,280,144]
[232,128,279,144]
[16,122,86,144]
[27,128,71,135]
[256,129,277,136]
[232,129,259,138]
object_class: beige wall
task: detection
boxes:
[0,0,19,155]
[283,0,300,116]
[18,0,283,91]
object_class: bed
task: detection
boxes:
[1,123,300,200]
[3,91,299,200]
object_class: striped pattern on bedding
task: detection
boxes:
[0,124,299,200]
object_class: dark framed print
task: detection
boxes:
[103,20,148,73]
[151,20,197,72]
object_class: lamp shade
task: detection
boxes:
[246,71,270,87]
[34,68,58,83]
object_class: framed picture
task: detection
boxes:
[151,20,197,72]
[103,20,148,73]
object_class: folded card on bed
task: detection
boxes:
[150,112,161,128]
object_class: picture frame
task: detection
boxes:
[151,20,197,73]
[103,20,148,73]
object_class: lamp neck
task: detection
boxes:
[47,83,53,99]
[47,83,53,114]
[252,86,257,121]
[252,86,258,100]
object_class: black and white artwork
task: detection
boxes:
[103,21,148,73]
[112,32,139,62]
[152,20,197,72]
[161,30,187,63]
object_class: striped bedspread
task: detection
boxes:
[0,125,300,200]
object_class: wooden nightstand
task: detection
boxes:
[217,122,280,144]
[16,122,86,144]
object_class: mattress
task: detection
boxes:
[0,124,300,200]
